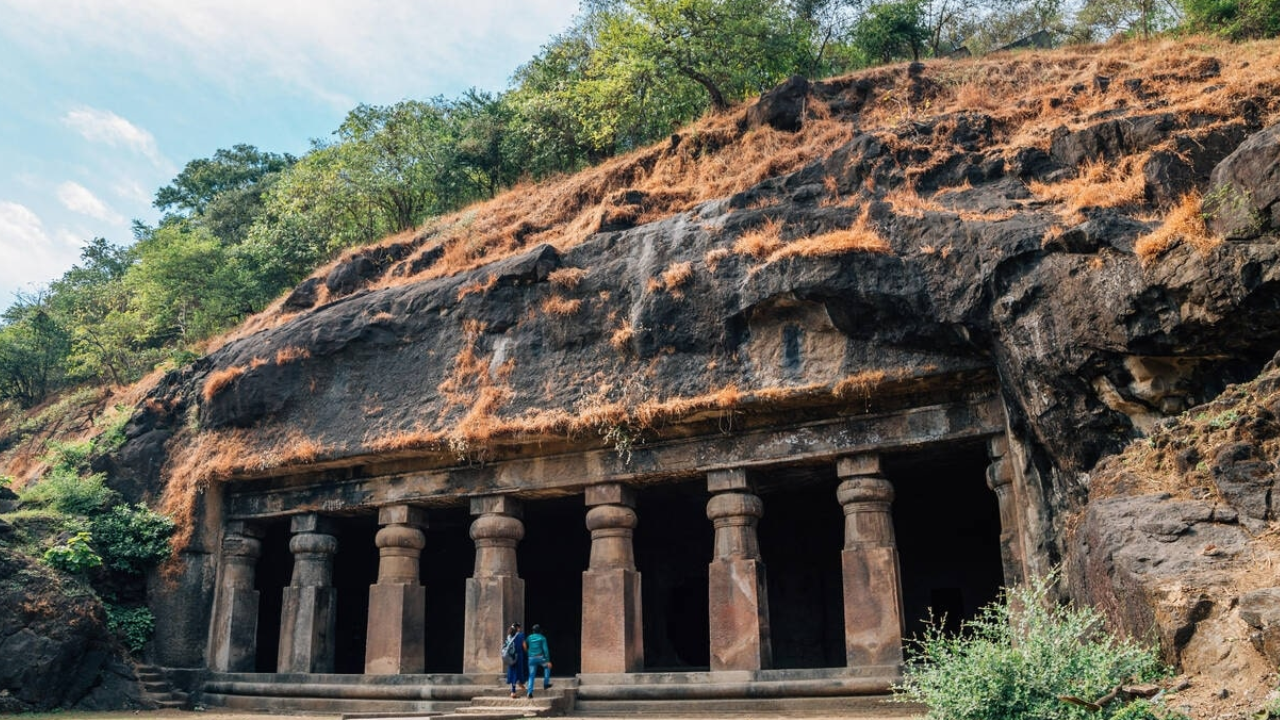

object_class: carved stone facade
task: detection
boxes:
[197,388,1034,709]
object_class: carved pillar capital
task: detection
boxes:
[706,491,764,560]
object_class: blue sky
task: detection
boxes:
[0,0,580,305]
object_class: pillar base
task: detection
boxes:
[842,547,904,668]
[581,568,643,674]
[210,587,260,672]
[278,586,337,673]
[463,575,525,674]
[365,583,426,674]
[708,557,772,671]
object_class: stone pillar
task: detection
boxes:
[365,505,427,674]
[706,468,772,672]
[463,496,525,674]
[277,514,338,674]
[581,483,643,674]
[987,435,1026,587]
[208,521,264,672]
[837,454,904,669]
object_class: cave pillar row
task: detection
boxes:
[837,453,905,670]
[365,505,428,674]
[277,513,339,674]
[463,495,525,674]
[207,520,265,672]
[581,482,644,674]
[706,468,773,672]
[987,435,1027,587]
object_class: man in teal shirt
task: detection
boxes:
[523,624,552,697]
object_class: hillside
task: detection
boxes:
[6,35,1280,716]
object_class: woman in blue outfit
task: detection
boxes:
[503,622,527,698]
[523,624,552,697]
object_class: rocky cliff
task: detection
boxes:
[13,37,1280,714]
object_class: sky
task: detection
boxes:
[0,0,581,306]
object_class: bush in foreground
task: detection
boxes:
[898,575,1176,720]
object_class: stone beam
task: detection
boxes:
[227,396,1005,519]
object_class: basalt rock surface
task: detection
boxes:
[0,548,144,712]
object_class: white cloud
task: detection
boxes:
[62,107,168,168]
[112,177,152,205]
[56,181,124,224]
[0,201,85,300]
[3,0,580,107]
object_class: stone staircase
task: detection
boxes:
[432,682,575,720]
[135,664,188,710]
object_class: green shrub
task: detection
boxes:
[90,503,175,574]
[104,602,154,654]
[43,531,103,573]
[897,575,1166,720]
[18,466,116,515]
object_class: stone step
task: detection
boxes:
[203,692,464,715]
[463,700,554,710]
[476,691,560,702]
[142,681,170,692]
[136,672,165,683]
[437,707,537,712]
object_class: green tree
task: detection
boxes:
[45,239,151,386]
[852,0,930,63]
[611,0,811,110]
[154,144,295,246]
[1180,0,1278,37]
[0,292,71,406]
[125,222,244,348]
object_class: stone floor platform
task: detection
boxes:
[201,667,905,716]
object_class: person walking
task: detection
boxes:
[502,622,526,698]
[523,624,552,698]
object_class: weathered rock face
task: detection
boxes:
[1069,352,1280,707]
[0,548,143,712]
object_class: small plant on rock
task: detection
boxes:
[104,601,155,654]
[897,574,1167,720]
[43,531,103,574]
[90,503,175,575]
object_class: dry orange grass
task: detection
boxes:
[548,267,587,289]
[1135,191,1222,261]
[201,366,245,403]
[656,261,694,295]
[541,295,583,316]
[456,274,497,300]
[275,346,311,365]
[704,247,731,272]
[610,321,635,352]
[766,207,891,262]
[1029,157,1147,219]
[734,218,784,258]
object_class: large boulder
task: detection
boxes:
[1207,123,1280,239]
[0,549,142,712]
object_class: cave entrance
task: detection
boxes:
[886,440,1004,642]
[521,495,589,675]
[331,515,378,674]
[635,481,712,670]
[758,466,846,669]
[253,519,290,673]
[420,506,473,673]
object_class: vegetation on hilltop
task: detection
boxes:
[0,0,1277,419]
